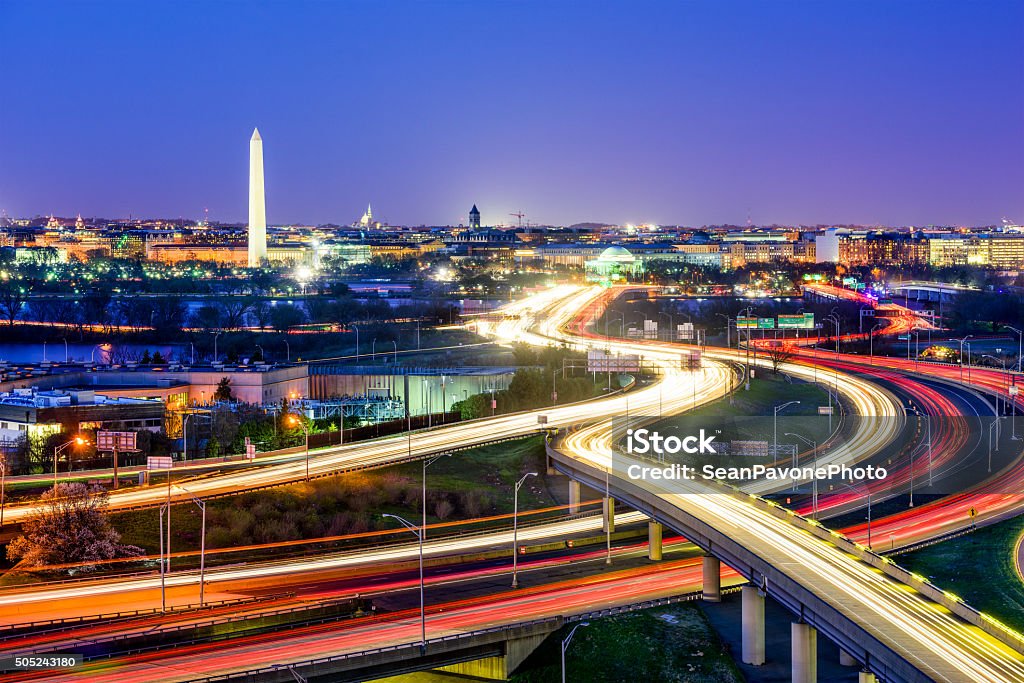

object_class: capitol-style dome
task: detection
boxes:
[597,246,635,262]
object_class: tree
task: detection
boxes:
[269,303,306,332]
[214,376,233,402]
[151,350,167,365]
[765,343,795,375]
[6,483,143,570]
[0,281,29,325]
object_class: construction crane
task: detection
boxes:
[509,211,526,228]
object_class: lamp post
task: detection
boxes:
[254,343,264,363]
[785,432,817,518]
[1006,326,1023,373]
[773,401,800,476]
[421,453,448,541]
[53,437,88,491]
[869,323,883,365]
[561,622,590,683]
[512,472,538,588]
[213,331,222,364]
[382,513,426,653]
[954,335,973,380]
[351,324,360,362]
[175,484,207,605]
[982,355,1008,418]
[283,339,290,362]
[715,313,731,347]
[905,405,933,487]
[288,416,310,481]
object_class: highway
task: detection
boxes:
[6,284,1024,682]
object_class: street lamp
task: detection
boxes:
[561,622,590,683]
[785,432,817,518]
[982,355,1009,418]
[254,343,264,363]
[905,405,933,487]
[954,335,973,379]
[54,436,88,491]
[869,323,883,365]
[715,313,731,347]
[175,484,207,605]
[512,472,538,588]
[773,401,800,481]
[351,324,360,362]
[283,338,290,362]
[1005,326,1023,373]
[382,513,426,653]
[421,453,449,541]
[288,416,310,481]
[213,331,222,364]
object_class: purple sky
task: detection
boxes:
[1,1,1021,227]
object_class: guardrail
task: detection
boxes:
[0,592,293,641]
[183,617,566,683]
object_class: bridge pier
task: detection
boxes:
[741,585,765,665]
[839,649,857,667]
[859,670,877,683]
[791,621,817,683]
[546,453,557,476]
[647,521,663,561]
[568,480,581,514]
[701,555,721,602]
[436,629,551,681]
[602,497,615,533]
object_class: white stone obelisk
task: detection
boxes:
[247,128,267,267]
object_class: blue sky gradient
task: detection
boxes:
[1,0,1021,227]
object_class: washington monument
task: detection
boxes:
[248,128,267,266]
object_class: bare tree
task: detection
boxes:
[6,483,143,570]
[0,281,30,325]
[765,343,795,375]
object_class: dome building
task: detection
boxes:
[584,246,644,282]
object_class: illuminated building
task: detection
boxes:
[359,203,374,227]
[584,246,645,281]
[469,204,481,229]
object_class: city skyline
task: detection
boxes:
[1,1,1021,228]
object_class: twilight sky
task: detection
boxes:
[1,0,1021,227]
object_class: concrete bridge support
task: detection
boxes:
[839,649,857,667]
[568,480,581,514]
[647,521,663,561]
[791,621,818,683]
[602,497,615,534]
[702,555,721,602]
[859,671,877,683]
[741,585,765,665]
[436,630,551,681]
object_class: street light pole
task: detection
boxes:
[512,472,538,588]
[176,485,207,605]
[1006,326,1023,373]
[785,432,817,518]
[869,323,883,365]
[561,622,590,683]
[773,401,800,478]
[905,406,933,487]
[422,453,448,541]
[383,513,426,653]
[53,437,87,492]
[955,335,973,380]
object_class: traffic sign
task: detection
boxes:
[969,507,977,518]
[147,456,173,470]
[818,406,833,415]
